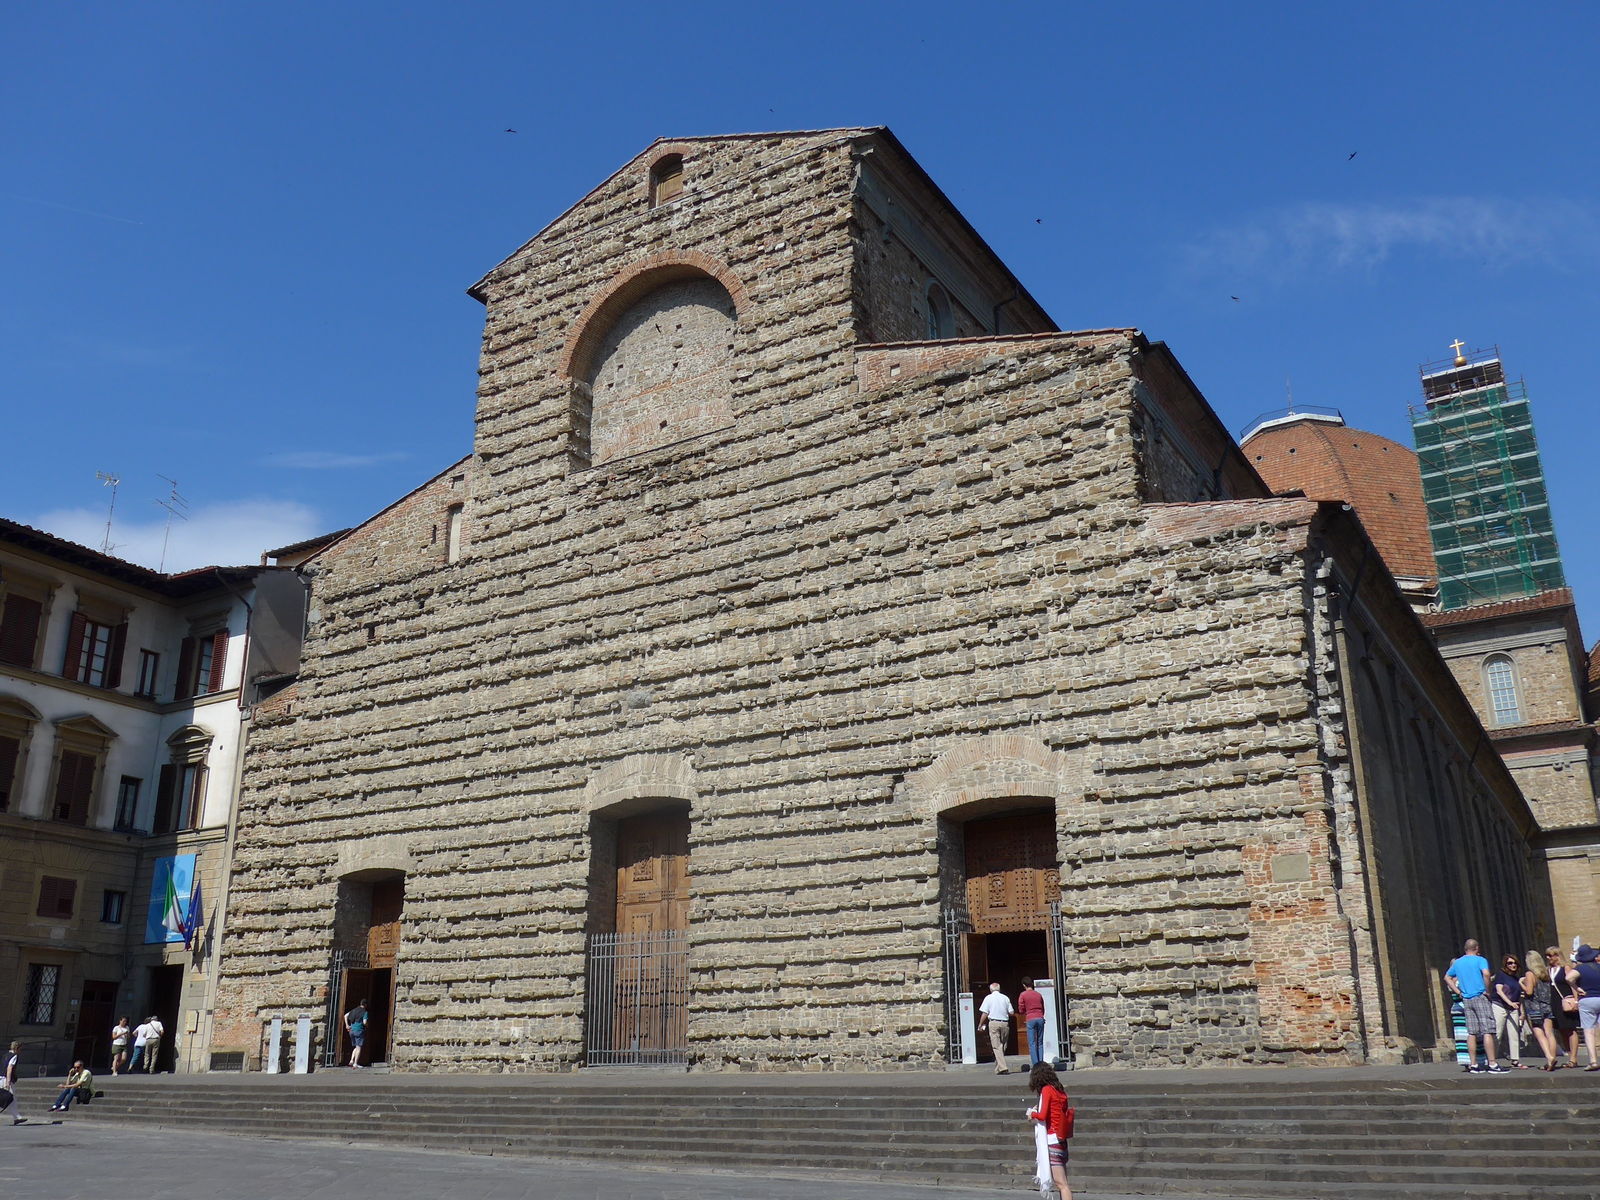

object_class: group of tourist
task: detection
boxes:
[1445,938,1600,1071]
[109,1014,164,1075]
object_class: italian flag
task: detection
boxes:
[160,867,185,941]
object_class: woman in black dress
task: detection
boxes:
[1522,951,1559,1070]
[1545,946,1581,1067]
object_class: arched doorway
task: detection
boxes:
[326,872,404,1067]
[585,805,691,1065]
[946,807,1061,1063]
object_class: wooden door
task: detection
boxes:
[367,878,403,966]
[615,812,689,934]
[74,979,118,1070]
[963,811,1058,934]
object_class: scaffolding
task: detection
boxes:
[1410,345,1566,610]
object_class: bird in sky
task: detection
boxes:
[1231,296,1240,302]
[505,128,518,134]
[1347,151,1357,160]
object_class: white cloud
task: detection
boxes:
[28,499,325,572]
[261,450,410,470]
[1182,196,1600,283]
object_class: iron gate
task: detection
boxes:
[941,903,972,1062]
[1048,900,1073,1065]
[322,948,367,1067]
[584,929,689,1066]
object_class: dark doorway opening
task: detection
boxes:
[337,965,394,1066]
[963,930,1050,1061]
[74,979,118,1071]
[147,964,183,1074]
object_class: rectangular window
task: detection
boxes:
[179,762,208,830]
[176,631,229,699]
[62,612,127,689]
[114,775,141,832]
[101,890,126,924]
[0,593,44,668]
[135,649,160,697]
[21,963,60,1025]
[0,733,18,813]
[36,875,76,919]
[51,750,97,825]
[446,505,464,564]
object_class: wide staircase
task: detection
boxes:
[35,1066,1600,1198]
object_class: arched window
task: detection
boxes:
[580,272,737,464]
[925,283,954,339]
[649,155,684,207]
[1484,655,1520,726]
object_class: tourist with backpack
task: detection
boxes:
[1026,1062,1074,1200]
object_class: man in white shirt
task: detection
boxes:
[977,982,1015,1074]
[140,1016,164,1074]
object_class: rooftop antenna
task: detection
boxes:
[155,475,189,573]
[1285,376,1295,414]
[95,471,121,553]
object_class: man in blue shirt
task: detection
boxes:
[1446,939,1507,1073]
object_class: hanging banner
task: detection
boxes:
[145,853,196,944]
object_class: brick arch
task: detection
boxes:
[584,751,700,819]
[560,251,751,383]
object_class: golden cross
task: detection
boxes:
[1449,338,1467,360]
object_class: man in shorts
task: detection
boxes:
[1447,939,1508,1074]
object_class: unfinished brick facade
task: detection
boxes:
[212,129,1541,1073]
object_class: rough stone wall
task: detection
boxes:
[214,131,1540,1074]
[1508,759,1597,830]
[850,203,991,344]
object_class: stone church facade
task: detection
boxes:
[211,129,1540,1072]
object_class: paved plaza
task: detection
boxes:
[0,1118,1251,1200]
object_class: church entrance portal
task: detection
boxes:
[585,809,690,1066]
[946,809,1063,1063]
[325,875,403,1067]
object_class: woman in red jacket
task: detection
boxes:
[1027,1063,1073,1200]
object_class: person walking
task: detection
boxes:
[109,1017,131,1076]
[344,999,369,1069]
[3,1042,23,1126]
[1571,944,1600,1071]
[1026,1063,1074,1200]
[1521,951,1560,1071]
[140,1015,164,1074]
[1546,946,1582,1066]
[1446,939,1507,1074]
[978,982,1015,1075]
[1018,979,1048,1068]
[129,1019,149,1074]
[1492,953,1530,1067]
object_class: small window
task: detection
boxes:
[176,631,229,699]
[21,963,60,1025]
[101,890,126,924]
[135,649,160,698]
[51,749,97,825]
[36,875,76,919]
[114,775,141,832]
[925,283,954,339]
[0,732,19,813]
[0,593,44,669]
[64,614,126,688]
[1485,655,1520,726]
[650,154,684,206]
[445,504,464,564]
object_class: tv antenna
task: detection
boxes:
[95,471,121,553]
[155,475,189,572]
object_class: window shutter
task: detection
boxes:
[0,595,43,667]
[175,637,196,700]
[207,630,229,694]
[62,611,89,681]
[153,764,176,834]
[37,875,78,918]
[0,734,18,811]
[185,763,209,829]
[104,621,128,689]
[53,750,95,825]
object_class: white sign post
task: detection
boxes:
[1036,979,1064,1066]
[292,1016,311,1074]
[266,1017,283,1074]
[958,992,978,1065]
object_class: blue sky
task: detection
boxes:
[4,3,1596,638]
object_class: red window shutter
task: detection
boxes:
[0,734,18,811]
[0,595,43,667]
[53,750,95,825]
[62,611,89,681]
[104,621,128,689]
[153,764,176,834]
[175,637,196,700]
[207,630,229,694]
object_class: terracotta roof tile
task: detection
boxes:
[1421,588,1575,629]
[1241,419,1436,584]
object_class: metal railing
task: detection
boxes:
[584,930,689,1066]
